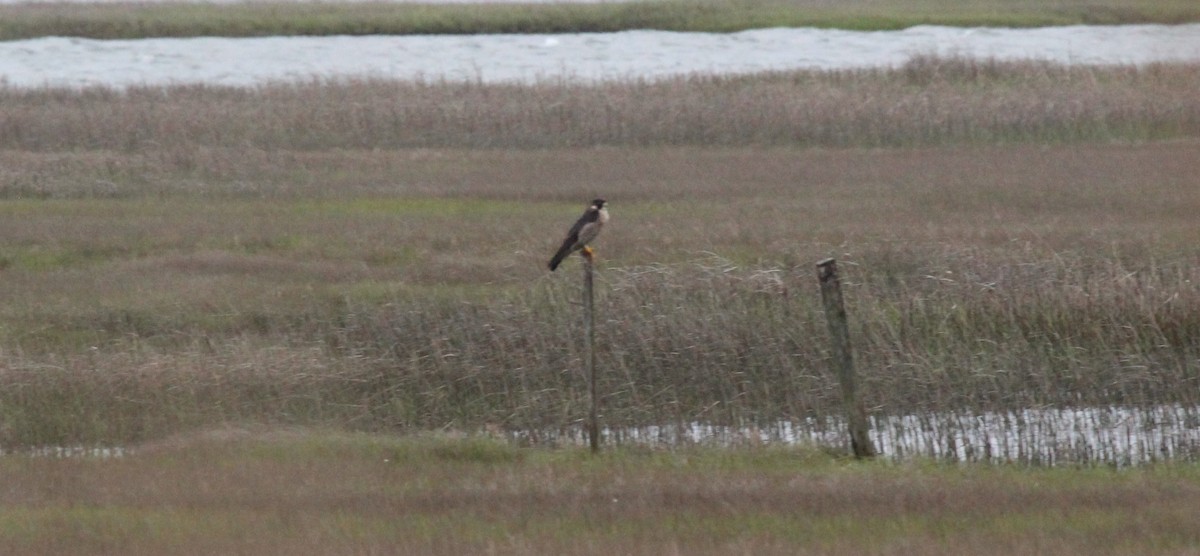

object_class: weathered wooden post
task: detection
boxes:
[583,250,600,453]
[816,258,876,459]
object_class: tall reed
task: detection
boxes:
[1,59,1197,152]
[2,252,1196,454]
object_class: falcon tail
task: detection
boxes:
[549,240,573,271]
[548,244,572,271]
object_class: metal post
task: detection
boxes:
[583,252,600,453]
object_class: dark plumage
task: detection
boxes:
[548,199,609,271]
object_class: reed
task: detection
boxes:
[2,247,1197,459]
[2,59,1197,154]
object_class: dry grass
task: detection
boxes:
[1,431,1199,554]
[2,0,1198,40]
[3,60,1198,155]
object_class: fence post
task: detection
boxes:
[816,258,876,459]
[583,253,600,453]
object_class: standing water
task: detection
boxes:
[1,24,1199,88]
[533,405,1200,466]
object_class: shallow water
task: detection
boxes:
[530,405,1200,466]
[3,446,128,458]
[8,406,1197,465]
[1,24,1198,88]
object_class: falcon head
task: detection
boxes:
[591,198,606,209]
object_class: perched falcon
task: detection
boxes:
[548,198,608,271]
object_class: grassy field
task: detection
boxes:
[2,430,1199,555]
[2,20,1200,554]
[1,0,1199,40]
[0,60,1197,457]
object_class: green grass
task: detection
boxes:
[1,431,1199,554]
[1,0,1199,40]
[291,197,538,218]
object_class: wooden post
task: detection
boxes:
[583,250,600,453]
[816,258,876,459]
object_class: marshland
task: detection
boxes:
[2,1,1200,552]
[3,58,1199,451]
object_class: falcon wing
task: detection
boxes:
[548,207,599,271]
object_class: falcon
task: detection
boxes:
[548,198,608,271]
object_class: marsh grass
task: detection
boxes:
[1,0,1198,40]
[1,140,1198,457]
[3,60,1198,156]
[2,246,1198,458]
[0,61,1198,459]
